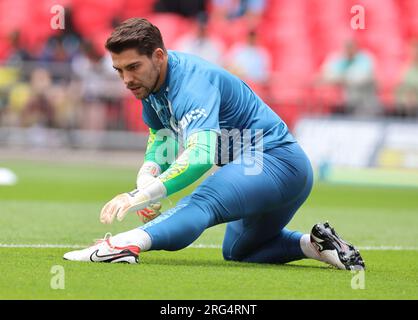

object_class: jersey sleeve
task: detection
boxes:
[157,130,217,196]
[173,78,221,145]
[144,128,179,173]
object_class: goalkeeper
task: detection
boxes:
[64,18,364,270]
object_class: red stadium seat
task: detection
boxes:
[207,16,250,49]
[145,13,195,49]
[0,36,11,60]
[123,95,149,132]
[0,0,29,33]
[398,0,418,39]
[71,0,122,38]
[268,72,311,107]
[120,0,156,20]
[269,101,302,131]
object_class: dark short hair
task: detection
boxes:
[105,18,166,57]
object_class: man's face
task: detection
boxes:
[111,48,163,100]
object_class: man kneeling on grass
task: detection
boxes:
[64,18,364,270]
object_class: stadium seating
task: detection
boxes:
[146,13,195,50]
[1,0,417,129]
[119,0,156,20]
[123,94,148,132]
[71,0,122,37]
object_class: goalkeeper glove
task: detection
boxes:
[136,202,162,223]
[100,176,166,224]
[136,161,163,223]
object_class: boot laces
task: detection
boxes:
[94,232,113,247]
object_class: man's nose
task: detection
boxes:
[123,72,134,86]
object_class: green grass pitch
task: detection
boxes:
[0,160,417,299]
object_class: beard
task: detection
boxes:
[129,65,161,100]
[132,86,151,99]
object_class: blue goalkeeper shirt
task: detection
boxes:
[141,50,295,164]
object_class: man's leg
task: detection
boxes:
[63,142,312,263]
[219,144,365,269]
[222,190,312,264]
[64,141,365,268]
[221,143,314,263]
[142,143,313,256]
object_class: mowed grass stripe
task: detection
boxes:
[1,200,417,248]
[0,247,417,299]
[1,243,418,251]
[1,160,418,299]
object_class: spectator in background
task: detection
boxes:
[211,0,265,28]
[395,40,418,117]
[175,15,225,65]
[71,41,124,130]
[1,30,33,126]
[320,39,380,116]
[40,7,82,65]
[21,68,55,129]
[5,30,32,67]
[224,30,270,84]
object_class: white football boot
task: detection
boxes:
[310,222,365,270]
[63,233,140,264]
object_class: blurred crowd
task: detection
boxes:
[0,7,126,132]
[0,0,417,135]
[316,38,418,118]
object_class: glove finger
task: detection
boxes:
[142,207,153,214]
[107,203,120,224]
[100,200,114,224]
[105,196,124,224]
[116,208,128,222]
[141,215,151,224]
[136,210,148,224]
[141,211,155,223]
[150,202,162,210]
[136,207,152,216]
[116,201,132,222]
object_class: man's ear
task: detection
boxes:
[153,48,165,63]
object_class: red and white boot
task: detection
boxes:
[63,233,140,264]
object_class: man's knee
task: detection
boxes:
[222,248,240,262]
[222,242,245,262]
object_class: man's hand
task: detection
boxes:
[100,175,166,225]
[136,164,164,224]
[136,172,162,223]
[137,202,162,224]
[100,189,152,224]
